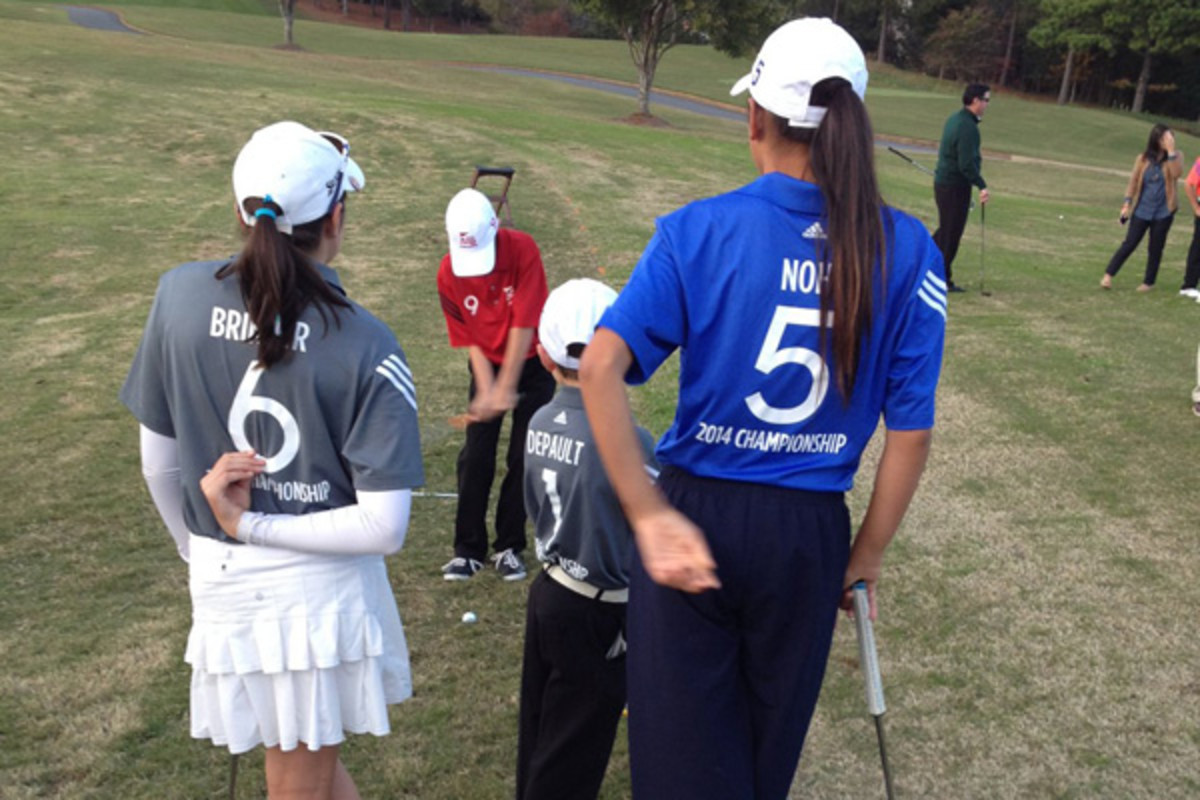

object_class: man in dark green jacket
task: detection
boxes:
[933,83,991,292]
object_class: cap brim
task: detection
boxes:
[343,156,365,194]
[449,237,496,277]
[730,73,753,97]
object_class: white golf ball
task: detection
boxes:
[461,611,477,624]
[1058,215,1064,220]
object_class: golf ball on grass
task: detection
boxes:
[461,611,478,624]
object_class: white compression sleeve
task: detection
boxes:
[139,425,191,563]
[236,489,412,556]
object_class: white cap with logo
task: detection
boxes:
[445,188,500,278]
[729,17,868,129]
[538,278,619,370]
[232,120,364,234]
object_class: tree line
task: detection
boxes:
[284,0,1200,121]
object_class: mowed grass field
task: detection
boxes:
[2,2,1199,798]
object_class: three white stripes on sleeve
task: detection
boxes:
[375,354,418,410]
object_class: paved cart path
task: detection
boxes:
[71,8,1122,169]
[62,5,141,34]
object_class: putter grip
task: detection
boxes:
[853,581,887,717]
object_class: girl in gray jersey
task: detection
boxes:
[122,121,424,798]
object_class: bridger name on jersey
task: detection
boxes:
[210,306,312,352]
[526,429,585,466]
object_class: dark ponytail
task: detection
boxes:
[773,78,888,401]
[216,198,351,368]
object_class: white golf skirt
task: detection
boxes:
[185,534,411,755]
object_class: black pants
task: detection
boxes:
[933,181,972,284]
[454,355,554,560]
[1105,213,1174,286]
[516,572,627,800]
[1183,214,1200,290]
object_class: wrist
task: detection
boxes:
[235,510,263,544]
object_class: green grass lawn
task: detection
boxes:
[2,3,1199,799]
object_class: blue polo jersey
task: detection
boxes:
[600,173,946,492]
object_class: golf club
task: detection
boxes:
[979,202,990,296]
[887,146,973,209]
[853,581,896,800]
[228,753,239,800]
[887,146,934,178]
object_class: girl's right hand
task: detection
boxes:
[200,450,266,538]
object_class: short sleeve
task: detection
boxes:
[437,256,473,348]
[510,234,548,331]
[343,344,425,491]
[883,229,947,431]
[1187,158,1200,190]
[120,277,175,437]
[598,226,687,385]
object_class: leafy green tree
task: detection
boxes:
[574,0,791,116]
[923,2,1001,81]
[1028,0,1116,105]
[1103,1,1200,113]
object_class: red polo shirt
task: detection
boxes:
[437,228,548,364]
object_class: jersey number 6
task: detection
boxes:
[744,306,831,425]
[228,362,300,473]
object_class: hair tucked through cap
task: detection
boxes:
[216,194,350,369]
[771,77,889,402]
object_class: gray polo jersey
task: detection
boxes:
[121,259,424,543]
[523,385,656,590]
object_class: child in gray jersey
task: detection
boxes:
[516,279,657,800]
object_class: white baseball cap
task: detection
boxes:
[445,188,500,277]
[729,18,868,129]
[538,278,619,370]
[232,121,364,234]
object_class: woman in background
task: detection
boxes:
[1101,123,1181,291]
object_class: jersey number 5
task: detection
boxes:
[744,306,831,425]
[228,362,300,473]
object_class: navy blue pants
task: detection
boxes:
[627,468,850,800]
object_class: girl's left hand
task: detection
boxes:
[200,450,266,538]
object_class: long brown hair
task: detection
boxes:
[773,77,889,401]
[1144,123,1170,163]
[216,198,351,368]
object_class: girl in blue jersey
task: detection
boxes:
[123,122,424,799]
[579,18,946,800]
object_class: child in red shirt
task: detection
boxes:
[437,188,554,580]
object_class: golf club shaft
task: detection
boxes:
[980,201,987,294]
[875,715,897,800]
[887,146,935,178]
